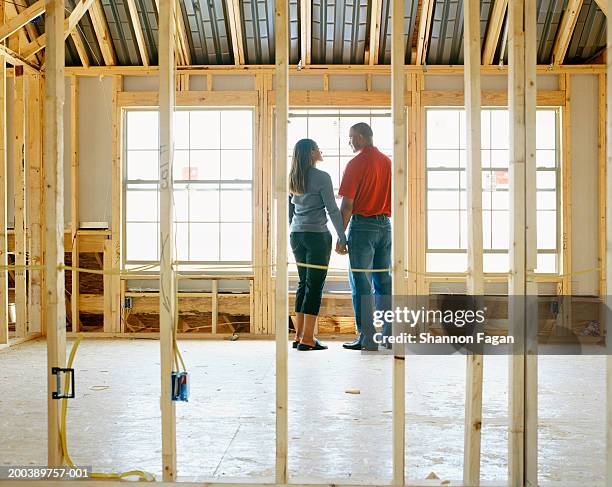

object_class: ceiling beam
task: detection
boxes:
[69,29,90,68]
[551,0,583,65]
[89,0,117,65]
[175,0,191,65]
[126,0,149,66]
[0,0,44,43]
[593,0,607,16]
[300,0,312,65]
[366,0,382,65]
[0,44,40,74]
[482,0,507,65]
[415,0,435,65]
[226,0,245,65]
[21,0,95,60]
[3,0,44,65]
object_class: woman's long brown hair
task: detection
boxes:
[289,138,317,195]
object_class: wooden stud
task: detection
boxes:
[110,75,122,333]
[21,0,95,60]
[0,0,45,43]
[27,74,43,334]
[482,0,508,65]
[226,0,245,65]
[212,279,218,334]
[551,0,583,65]
[13,67,27,338]
[391,0,406,483]
[159,0,177,479]
[0,56,6,345]
[103,238,112,333]
[206,73,213,91]
[274,0,289,482]
[126,0,150,66]
[70,75,80,333]
[599,73,606,296]
[89,0,117,65]
[44,0,67,466]
[249,279,254,332]
[366,0,382,65]
[323,73,329,91]
[560,74,573,336]
[299,0,312,65]
[407,74,419,296]
[606,5,612,484]
[415,0,435,65]
[463,0,484,483]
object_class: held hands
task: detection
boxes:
[335,241,348,255]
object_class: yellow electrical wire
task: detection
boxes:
[60,335,156,482]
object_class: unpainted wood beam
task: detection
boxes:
[126,0,149,66]
[482,0,508,65]
[366,0,383,65]
[415,0,435,65]
[0,0,44,44]
[226,0,245,65]
[89,0,117,65]
[551,0,584,65]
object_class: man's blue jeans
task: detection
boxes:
[347,214,392,348]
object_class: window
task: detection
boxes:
[124,109,254,264]
[286,109,393,271]
[425,108,559,273]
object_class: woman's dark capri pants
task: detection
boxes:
[290,231,332,315]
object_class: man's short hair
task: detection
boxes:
[351,122,373,140]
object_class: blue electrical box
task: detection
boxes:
[171,372,189,402]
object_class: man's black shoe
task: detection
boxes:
[342,339,363,350]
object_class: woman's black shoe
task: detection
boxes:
[297,339,328,351]
[292,340,299,349]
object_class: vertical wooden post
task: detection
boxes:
[13,66,27,337]
[211,279,218,334]
[508,1,538,485]
[274,0,289,482]
[159,0,177,480]
[0,55,7,345]
[44,0,67,466]
[560,74,573,335]
[103,238,112,332]
[70,75,79,333]
[605,1,612,483]
[463,0,484,484]
[391,0,406,483]
[599,73,606,297]
[27,74,43,334]
[110,74,122,333]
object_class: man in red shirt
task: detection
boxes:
[337,122,392,351]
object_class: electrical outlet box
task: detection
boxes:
[123,296,133,310]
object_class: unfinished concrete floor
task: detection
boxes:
[0,338,605,484]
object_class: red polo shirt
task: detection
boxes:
[338,146,391,217]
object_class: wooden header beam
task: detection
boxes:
[0,0,44,43]
[482,0,508,65]
[552,0,583,65]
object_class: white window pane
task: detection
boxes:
[490,110,509,149]
[221,111,253,149]
[480,110,491,149]
[126,223,157,260]
[537,211,557,249]
[482,210,492,248]
[537,191,556,210]
[317,158,340,189]
[488,170,509,190]
[220,223,252,260]
[221,150,253,180]
[127,111,158,150]
[288,117,307,149]
[536,111,556,150]
[220,186,252,222]
[371,117,393,152]
[127,150,158,180]
[536,253,557,273]
[308,117,340,150]
[126,189,157,222]
[173,111,190,150]
[190,111,221,150]
[459,111,466,149]
[427,110,460,149]
[490,149,509,168]
[460,149,468,168]
[428,211,459,249]
[427,149,460,168]
[175,222,189,261]
[173,185,188,222]
[173,150,190,180]
[339,157,353,188]
[482,190,492,210]
[189,185,219,222]
[426,253,467,272]
[491,190,509,210]
[483,253,509,273]
[190,223,220,260]
[190,150,221,180]
[537,171,556,190]
[428,171,460,189]
[428,191,460,210]
[491,211,509,249]
[459,210,467,249]
[537,149,556,168]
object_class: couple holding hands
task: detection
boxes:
[289,122,392,351]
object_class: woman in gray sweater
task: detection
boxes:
[289,138,347,351]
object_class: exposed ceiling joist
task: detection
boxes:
[366,0,383,65]
[89,0,117,65]
[0,44,40,74]
[226,0,245,65]
[300,0,312,65]
[415,0,435,65]
[3,1,43,65]
[0,0,44,44]
[551,0,583,65]
[21,0,95,60]
[175,0,191,65]
[593,0,607,16]
[69,30,90,68]
[126,0,149,66]
[482,0,507,65]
